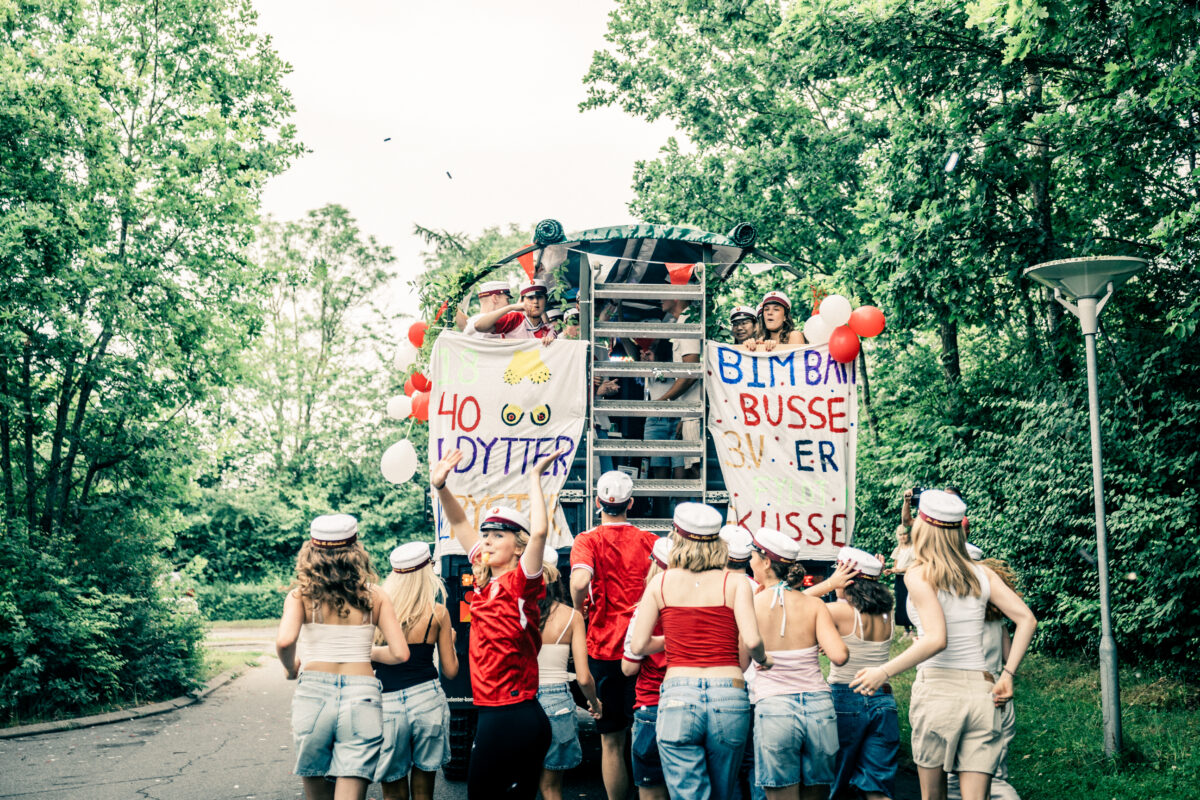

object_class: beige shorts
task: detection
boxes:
[679,419,701,469]
[909,667,1003,775]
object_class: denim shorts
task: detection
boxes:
[754,691,838,789]
[830,683,899,797]
[631,705,665,787]
[657,677,750,799]
[292,671,383,781]
[537,683,582,771]
[643,417,679,468]
[376,678,451,782]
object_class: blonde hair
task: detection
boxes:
[910,516,980,597]
[667,531,728,572]
[895,524,911,539]
[472,527,530,589]
[645,560,665,585]
[375,560,446,645]
[292,541,378,618]
[542,560,560,585]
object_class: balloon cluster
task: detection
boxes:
[381,320,434,484]
[801,295,886,364]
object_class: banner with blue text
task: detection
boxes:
[430,332,588,557]
[706,343,857,560]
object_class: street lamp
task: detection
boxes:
[1024,255,1147,757]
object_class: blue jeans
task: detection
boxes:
[657,678,750,800]
[537,683,583,770]
[830,683,899,797]
[291,671,383,781]
[754,691,838,789]
[376,678,451,782]
[632,705,665,787]
[643,417,679,468]
[595,426,615,473]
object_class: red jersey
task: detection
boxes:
[493,311,555,340]
[571,523,658,660]
[469,564,546,706]
[622,610,667,710]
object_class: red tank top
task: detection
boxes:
[659,572,740,668]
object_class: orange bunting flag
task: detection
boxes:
[516,246,537,280]
[665,262,696,285]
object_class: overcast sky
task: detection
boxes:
[252,0,677,316]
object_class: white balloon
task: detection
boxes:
[386,395,413,420]
[381,439,419,484]
[393,342,419,371]
[819,294,852,327]
[803,315,832,346]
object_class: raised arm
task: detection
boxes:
[851,565,945,694]
[804,561,858,597]
[433,450,477,555]
[472,302,522,333]
[901,489,914,527]
[984,567,1037,705]
[520,447,565,576]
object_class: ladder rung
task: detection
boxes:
[593,361,703,378]
[629,518,674,533]
[592,439,703,456]
[705,490,730,504]
[594,400,703,418]
[594,321,704,340]
[595,283,704,301]
[559,489,585,503]
[630,480,705,497]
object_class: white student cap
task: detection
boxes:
[543,544,559,566]
[753,527,800,564]
[673,502,724,542]
[761,290,791,310]
[564,308,579,322]
[650,537,673,569]
[917,489,967,528]
[390,541,432,573]
[596,470,634,505]
[520,279,549,297]
[546,308,564,321]
[480,505,531,534]
[477,280,511,298]
[719,525,753,561]
[965,543,984,561]
[837,546,883,578]
[310,514,358,548]
[729,305,757,323]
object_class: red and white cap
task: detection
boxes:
[480,505,531,534]
[753,527,800,563]
[310,514,358,548]
[477,280,512,298]
[520,279,549,297]
[837,546,883,578]
[546,308,564,321]
[672,502,723,541]
[917,490,967,528]
[719,525,753,561]
[761,290,791,310]
[596,470,634,505]
[650,537,673,569]
[729,305,757,322]
[390,541,432,573]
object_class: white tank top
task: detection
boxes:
[828,608,893,684]
[907,564,991,672]
[300,600,376,663]
[537,608,575,685]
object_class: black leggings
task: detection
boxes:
[468,699,551,800]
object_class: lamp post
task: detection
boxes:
[1023,255,1147,757]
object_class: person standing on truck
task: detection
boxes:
[275,514,410,800]
[569,470,659,800]
[729,305,758,346]
[431,446,565,800]
[370,542,459,800]
[459,279,512,336]
[747,291,806,351]
[470,278,556,341]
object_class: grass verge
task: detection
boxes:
[200,649,264,682]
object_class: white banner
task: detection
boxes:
[429,332,588,557]
[705,343,858,560]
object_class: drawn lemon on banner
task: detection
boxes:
[501,404,524,425]
[503,349,551,385]
[530,405,551,426]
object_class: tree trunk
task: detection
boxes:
[939,318,961,385]
[0,351,15,518]
[21,344,35,527]
[856,348,876,439]
[40,357,76,533]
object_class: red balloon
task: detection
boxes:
[403,375,417,397]
[411,371,431,392]
[828,325,861,364]
[411,391,431,422]
[848,305,886,338]
[407,321,428,348]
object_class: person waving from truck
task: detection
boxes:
[431,445,566,800]
[570,470,659,800]
[747,291,806,352]
[471,278,556,342]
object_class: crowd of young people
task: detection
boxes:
[278,460,1036,800]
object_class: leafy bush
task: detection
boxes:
[196,581,289,621]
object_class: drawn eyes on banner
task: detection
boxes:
[501,404,524,426]
[530,405,552,426]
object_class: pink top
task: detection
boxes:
[749,645,829,702]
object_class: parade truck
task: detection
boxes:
[427,222,861,779]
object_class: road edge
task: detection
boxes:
[0,669,242,740]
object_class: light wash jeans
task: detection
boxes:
[656,677,750,800]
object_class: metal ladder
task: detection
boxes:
[578,259,710,532]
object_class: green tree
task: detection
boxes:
[0,0,300,720]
